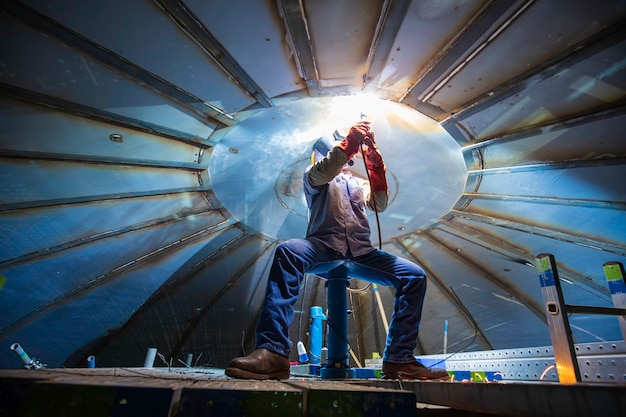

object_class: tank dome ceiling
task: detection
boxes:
[210,96,467,241]
[0,0,625,369]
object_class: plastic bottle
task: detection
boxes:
[297,341,309,363]
[321,347,328,365]
[309,306,326,364]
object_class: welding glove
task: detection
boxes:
[363,131,387,192]
[362,131,383,169]
[338,121,370,160]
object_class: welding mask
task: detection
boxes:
[311,130,354,165]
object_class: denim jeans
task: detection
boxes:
[256,238,427,363]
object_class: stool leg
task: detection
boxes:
[321,265,356,379]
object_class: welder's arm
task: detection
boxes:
[367,188,389,213]
[363,133,389,212]
[307,146,350,187]
[308,121,371,187]
[337,122,369,160]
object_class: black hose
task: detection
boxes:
[359,143,382,250]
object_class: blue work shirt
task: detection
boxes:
[304,167,374,257]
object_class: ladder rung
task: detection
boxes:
[565,304,626,316]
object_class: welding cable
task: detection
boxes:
[359,141,383,251]
[347,141,382,296]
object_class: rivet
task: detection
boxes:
[109,133,123,143]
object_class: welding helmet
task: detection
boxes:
[311,130,354,165]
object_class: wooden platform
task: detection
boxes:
[0,367,416,417]
[1,367,624,416]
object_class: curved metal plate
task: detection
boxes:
[209,96,467,241]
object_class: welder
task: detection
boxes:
[225,121,449,380]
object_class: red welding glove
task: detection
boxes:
[338,121,370,160]
[364,146,384,170]
[365,148,388,192]
[363,131,387,192]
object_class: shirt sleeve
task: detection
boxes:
[366,188,389,212]
[306,146,350,188]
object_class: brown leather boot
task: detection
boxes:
[382,360,450,380]
[225,348,290,380]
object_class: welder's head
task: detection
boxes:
[311,148,325,164]
[311,130,354,165]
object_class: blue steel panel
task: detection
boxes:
[182,0,305,98]
[427,223,546,305]
[66,233,272,368]
[457,38,626,141]
[0,159,201,205]
[21,0,255,114]
[430,0,626,112]
[0,212,232,329]
[0,97,205,164]
[0,14,212,138]
[0,229,255,368]
[0,194,218,262]
[304,0,389,83]
[475,112,626,169]
[449,217,625,343]
[0,246,200,368]
[469,165,626,202]
[463,200,626,250]
[376,0,488,99]
[400,234,551,350]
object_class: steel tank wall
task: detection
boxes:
[0,0,624,370]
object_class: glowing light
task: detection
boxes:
[314,94,392,134]
[302,93,443,148]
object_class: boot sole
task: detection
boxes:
[225,367,290,380]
